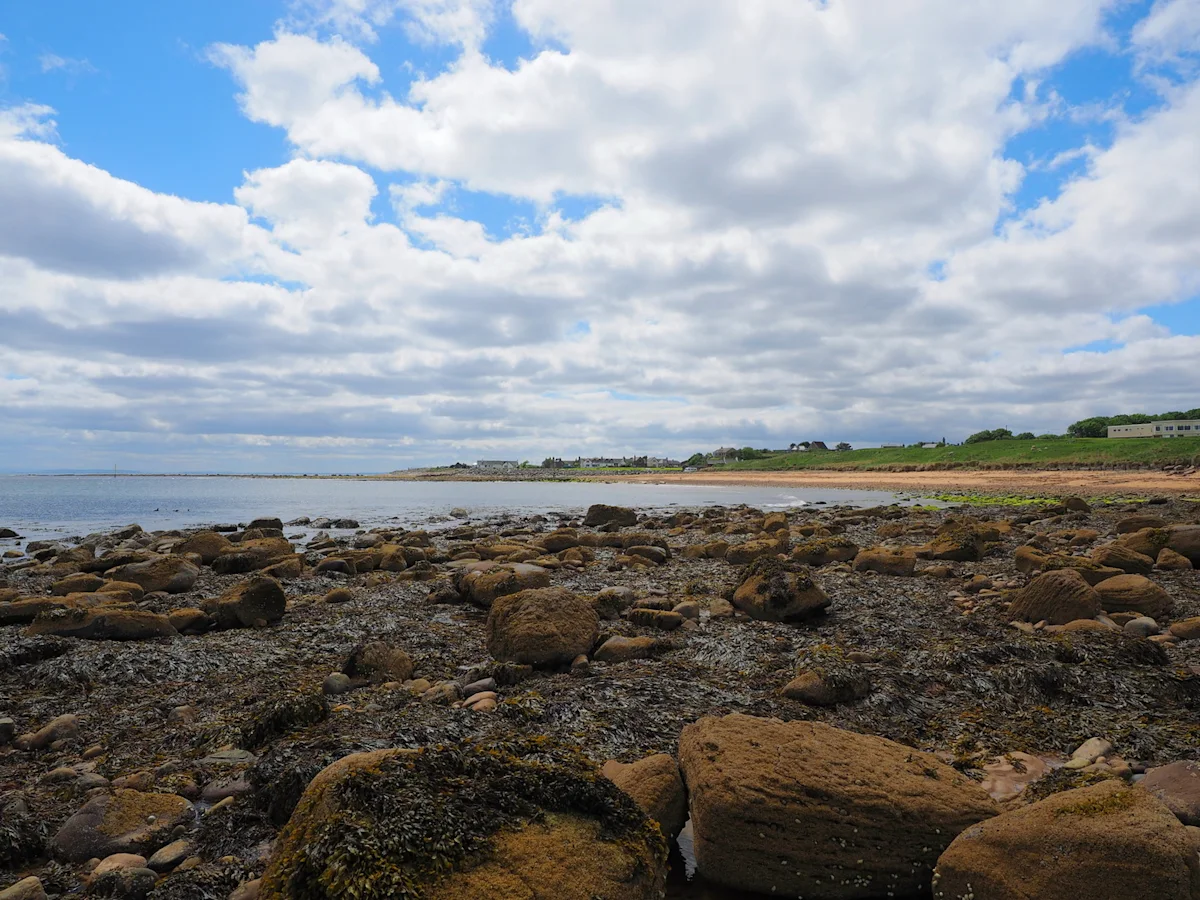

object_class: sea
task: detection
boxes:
[0,475,937,543]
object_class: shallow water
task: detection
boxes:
[0,474,937,543]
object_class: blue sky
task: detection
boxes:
[0,1,1198,471]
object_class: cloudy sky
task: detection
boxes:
[1,0,1198,472]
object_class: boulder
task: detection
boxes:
[0,597,72,626]
[342,642,413,684]
[248,517,284,531]
[175,531,233,564]
[593,635,659,664]
[52,790,194,862]
[919,524,985,562]
[0,879,46,900]
[852,546,916,576]
[932,780,1200,900]
[1116,514,1168,533]
[458,562,551,608]
[627,608,683,630]
[602,754,687,839]
[15,713,79,751]
[724,538,782,565]
[49,573,106,596]
[258,742,667,900]
[1093,574,1173,618]
[1168,525,1200,565]
[582,504,639,528]
[541,530,580,553]
[1091,543,1155,575]
[791,536,858,567]
[781,670,869,706]
[167,608,214,635]
[1116,527,1172,560]
[1140,761,1200,826]
[1157,548,1194,571]
[211,538,294,575]
[1007,569,1101,625]
[105,556,199,594]
[202,576,286,629]
[487,588,599,668]
[731,557,830,622]
[678,714,996,898]
[26,608,175,641]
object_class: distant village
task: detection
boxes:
[467,441,923,471]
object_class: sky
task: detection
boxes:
[1,0,1199,473]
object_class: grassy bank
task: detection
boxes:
[726,437,1200,472]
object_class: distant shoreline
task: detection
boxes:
[11,467,1197,497]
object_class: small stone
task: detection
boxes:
[421,682,461,705]
[470,698,497,713]
[462,677,496,698]
[323,587,354,604]
[146,839,192,872]
[322,673,353,695]
[167,706,197,725]
[570,653,590,674]
[92,853,147,878]
[229,878,261,900]
[465,691,497,707]
[707,598,735,618]
[16,713,79,751]
[672,600,701,619]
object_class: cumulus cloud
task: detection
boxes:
[2,0,1200,471]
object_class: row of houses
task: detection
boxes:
[475,457,683,470]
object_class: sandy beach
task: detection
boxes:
[625,468,1200,496]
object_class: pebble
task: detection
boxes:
[1124,617,1160,637]
[1071,737,1114,763]
[462,677,496,698]
[146,839,193,872]
[92,853,147,878]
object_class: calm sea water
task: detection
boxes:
[0,475,930,543]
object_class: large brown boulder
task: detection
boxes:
[1093,574,1173,618]
[790,536,858,567]
[852,546,916,576]
[1091,543,1155,575]
[202,576,286,629]
[583,504,639,528]
[53,790,194,863]
[1168,525,1200,565]
[1007,569,1101,625]
[1116,527,1172,560]
[49,573,106,596]
[724,538,781,565]
[932,780,1200,900]
[458,562,551,608]
[1140,760,1200,825]
[259,742,667,900]
[732,557,829,622]
[486,587,599,667]
[26,608,176,641]
[211,538,294,575]
[919,524,985,562]
[1117,514,1169,534]
[0,597,72,625]
[105,556,199,594]
[176,531,233,564]
[678,714,996,898]
[602,754,687,840]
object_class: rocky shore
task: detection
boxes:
[1,497,1199,899]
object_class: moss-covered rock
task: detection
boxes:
[790,536,858,567]
[487,587,599,667]
[259,740,667,900]
[732,556,829,622]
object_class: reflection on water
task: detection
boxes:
[666,820,764,899]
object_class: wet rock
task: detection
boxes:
[106,556,199,594]
[724,538,783,565]
[322,587,353,604]
[1168,617,1200,640]
[0,597,73,626]
[146,839,193,873]
[27,608,176,641]
[602,754,687,840]
[1072,737,1114,763]
[919,523,985,562]
[1124,616,1160,637]
[166,608,214,635]
[258,742,666,900]
[592,586,635,620]
[593,635,659,664]
[211,538,294,575]
[1007,569,1101,625]
[582,504,639,528]
[1116,514,1169,533]
[92,852,148,877]
[1094,574,1173,619]
[933,780,1199,900]
[322,673,353,695]
[679,714,996,898]
[52,789,194,862]
[980,752,1051,803]
[731,556,830,622]
[487,587,600,668]
[202,576,286,629]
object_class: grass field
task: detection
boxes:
[726,437,1200,471]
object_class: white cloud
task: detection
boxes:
[39,53,98,75]
[1133,0,1200,68]
[4,0,1200,471]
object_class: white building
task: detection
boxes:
[1107,420,1200,438]
[476,460,520,468]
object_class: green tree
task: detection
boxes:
[1015,432,1035,440]
[684,453,705,467]
[965,428,1014,444]
[1067,417,1109,438]
[835,442,852,451]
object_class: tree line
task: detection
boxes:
[1066,409,1200,438]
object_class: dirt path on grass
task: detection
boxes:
[623,468,1199,497]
